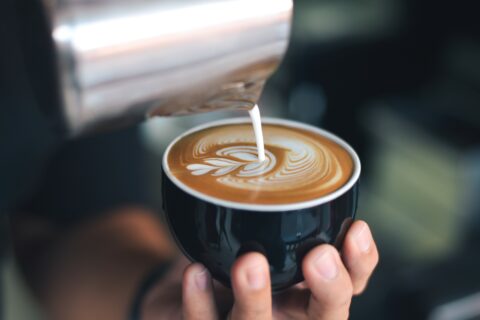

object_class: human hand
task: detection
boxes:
[143,220,378,320]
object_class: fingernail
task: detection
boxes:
[195,267,210,291]
[354,224,371,253]
[246,264,266,290]
[314,251,338,280]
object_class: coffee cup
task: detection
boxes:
[162,117,360,292]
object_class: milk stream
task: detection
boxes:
[248,105,266,162]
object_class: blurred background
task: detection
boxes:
[2,0,480,318]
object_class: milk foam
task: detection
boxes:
[185,126,345,193]
[167,121,354,204]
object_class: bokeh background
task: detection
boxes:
[2,0,479,319]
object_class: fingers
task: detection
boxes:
[342,220,379,295]
[182,263,218,320]
[230,252,272,320]
[303,245,353,320]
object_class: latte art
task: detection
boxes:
[187,146,276,177]
[167,123,354,205]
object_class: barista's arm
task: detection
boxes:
[11,206,177,320]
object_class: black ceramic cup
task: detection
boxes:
[162,118,361,292]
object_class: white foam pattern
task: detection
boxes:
[185,126,344,192]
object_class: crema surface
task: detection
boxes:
[167,123,354,205]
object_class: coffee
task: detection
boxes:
[162,118,360,291]
[166,122,354,205]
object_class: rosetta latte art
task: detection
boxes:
[187,146,276,177]
[186,139,343,192]
[167,123,354,204]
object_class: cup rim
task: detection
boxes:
[162,117,361,212]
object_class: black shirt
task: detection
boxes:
[1,0,150,221]
[0,2,151,316]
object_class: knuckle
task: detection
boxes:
[324,279,353,309]
[234,304,270,320]
[343,279,354,299]
[252,305,270,316]
[359,246,379,275]
[357,247,378,280]
[323,294,352,311]
[337,294,352,310]
[339,278,354,305]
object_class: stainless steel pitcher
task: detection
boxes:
[34,0,292,136]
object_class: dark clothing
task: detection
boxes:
[1,0,150,223]
[1,7,58,310]
[1,1,152,316]
[0,0,58,213]
[20,127,151,226]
